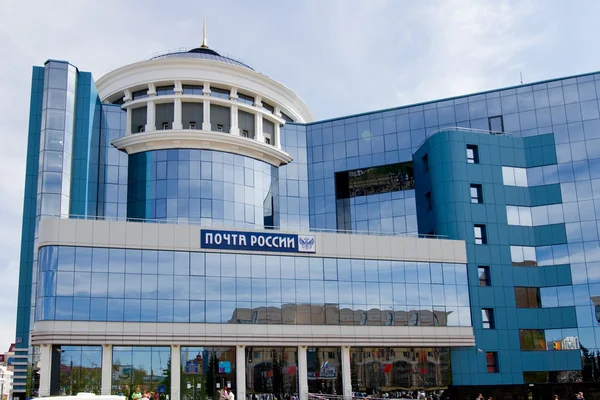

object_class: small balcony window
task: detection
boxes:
[137,125,145,133]
[467,145,479,164]
[486,352,499,373]
[216,124,224,132]
[161,122,169,130]
[265,137,271,145]
[482,308,495,329]
[281,112,294,123]
[261,101,275,113]
[182,85,204,95]
[131,89,148,100]
[211,87,230,100]
[156,85,175,96]
[474,224,487,244]
[478,266,491,286]
[470,184,483,203]
[242,130,249,137]
[189,122,196,130]
[238,93,254,105]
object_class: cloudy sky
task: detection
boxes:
[0,0,599,352]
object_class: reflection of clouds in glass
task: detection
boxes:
[586,265,600,283]
[39,245,473,326]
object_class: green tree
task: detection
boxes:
[594,350,600,382]
[206,352,219,398]
[350,355,358,392]
[272,351,283,396]
[581,345,594,382]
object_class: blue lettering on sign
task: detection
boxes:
[200,229,316,253]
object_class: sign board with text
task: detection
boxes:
[201,229,316,253]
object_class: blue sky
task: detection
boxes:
[0,0,599,352]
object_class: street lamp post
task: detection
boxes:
[69,360,74,396]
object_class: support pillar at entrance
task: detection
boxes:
[38,345,52,397]
[298,346,308,400]
[171,345,181,400]
[101,344,113,395]
[341,346,352,400]
[236,346,246,400]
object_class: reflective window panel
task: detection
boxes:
[37,246,471,327]
[180,347,235,399]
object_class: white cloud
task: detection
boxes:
[0,262,19,353]
[0,0,599,354]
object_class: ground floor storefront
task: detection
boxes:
[35,345,452,400]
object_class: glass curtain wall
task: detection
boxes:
[245,347,298,398]
[57,346,102,395]
[307,347,341,395]
[127,150,278,228]
[351,347,450,395]
[180,347,235,400]
[37,246,471,327]
[112,346,171,397]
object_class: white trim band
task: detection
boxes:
[111,129,293,167]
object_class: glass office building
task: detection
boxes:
[13,40,600,400]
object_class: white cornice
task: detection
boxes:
[111,130,293,167]
[32,321,475,347]
[96,58,314,123]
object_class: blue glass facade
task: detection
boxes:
[70,72,101,217]
[127,150,277,227]
[15,52,600,398]
[36,245,470,326]
[277,124,310,231]
[14,66,45,392]
[413,130,581,385]
[298,71,600,392]
[97,104,128,218]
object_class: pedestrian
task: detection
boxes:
[228,389,236,400]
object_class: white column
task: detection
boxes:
[173,98,183,130]
[274,122,281,149]
[254,95,263,142]
[230,104,239,135]
[126,108,132,135]
[298,346,308,400]
[341,346,352,400]
[235,346,246,400]
[171,345,181,400]
[148,83,157,96]
[255,114,264,143]
[174,80,183,95]
[101,345,113,395]
[229,87,238,101]
[203,81,211,96]
[273,105,282,149]
[146,100,156,132]
[38,345,52,397]
[202,99,211,131]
